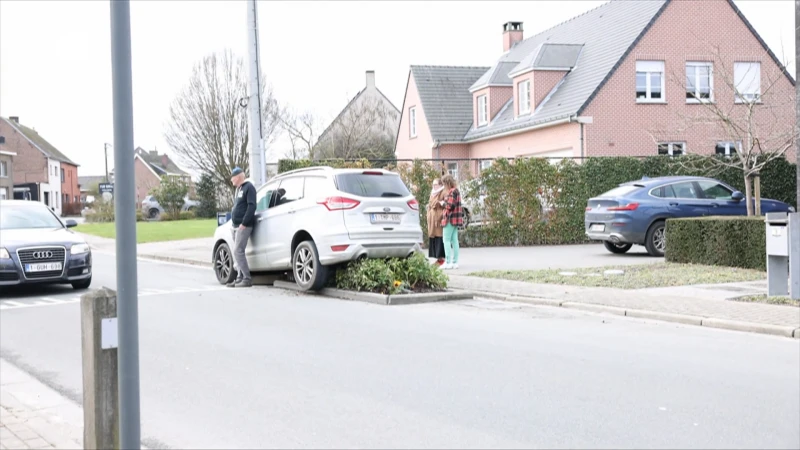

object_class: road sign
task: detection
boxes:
[99,183,114,195]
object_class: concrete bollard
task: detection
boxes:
[81,287,120,449]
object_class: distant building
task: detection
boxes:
[0,149,15,200]
[110,147,194,205]
[0,116,81,215]
[315,71,400,161]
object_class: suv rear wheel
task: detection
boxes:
[645,221,666,257]
[603,241,632,254]
[293,240,329,291]
[148,208,159,219]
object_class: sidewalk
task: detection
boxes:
[0,359,82,449]
[79,233,800,338]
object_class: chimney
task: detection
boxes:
[366,70,375,89]
[502,22,524,52]
[149,150,157,157]
[161,155,169,167]
[9,116,19,124]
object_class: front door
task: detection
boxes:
[695,180,744,216]
[264,176,305,269]
[247,181,278,271]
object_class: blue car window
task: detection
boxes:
[672,182,699,199]
[697,180,733,199]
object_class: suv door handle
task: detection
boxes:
[710,203,719,207]
[257,216,265,222]
[288,210,296,214]
[669,202,679,206]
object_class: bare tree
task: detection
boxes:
[278,109,322,160]
[314,95,399,161]
[653,41,796,216]
[163,49,282,196]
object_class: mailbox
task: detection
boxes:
[765,213,789,257]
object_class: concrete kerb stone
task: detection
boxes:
[700,318,797,338]
[138,253,211,268]
[273,280,473,305]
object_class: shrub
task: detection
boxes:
[335,252,448,294]
[85,201,145,223]
[195,173,218,218]
[178,210,195,220]
[665,216,766,270]
[151,175,189,218]
[278,155,797,247]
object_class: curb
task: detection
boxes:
[137,253,211,268]
[273,280,474,305]
[470,291,799,339]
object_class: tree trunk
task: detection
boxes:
[744,174,754,216]
[754,175,762,216]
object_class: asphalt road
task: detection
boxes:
[1,252,798,449]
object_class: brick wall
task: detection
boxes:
[134,157,161,206]
[0,153,13,199]
[581,0,795,160]
[0,119,47,184]
[61,162,80,205]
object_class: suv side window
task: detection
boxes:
[256,183,278,212]
[275,177,304,207]
[671,182,700,199]
[696,180,733,199]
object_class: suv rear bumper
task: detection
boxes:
[317,235,423,266]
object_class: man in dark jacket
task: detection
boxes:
[228,167,257,287]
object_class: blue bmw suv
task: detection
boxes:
[585,176,795,257]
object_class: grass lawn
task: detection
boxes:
[76,219,218,244]
[730,294,800,308]
[469,263,766,289]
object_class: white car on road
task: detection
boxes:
[211,167,424,291]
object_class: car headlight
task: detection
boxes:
[790,206,796,213]
[0,248,9,259]
[71,243,91,255]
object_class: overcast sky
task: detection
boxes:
[0,0,794,177]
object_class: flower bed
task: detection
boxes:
[334,252,448,295]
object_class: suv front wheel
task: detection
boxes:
[293,240,329,291]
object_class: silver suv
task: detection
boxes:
[212,167,424,291]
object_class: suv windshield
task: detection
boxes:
[0,204,64,230]
[335,173,411,198]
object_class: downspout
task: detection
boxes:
[580,122,585,158]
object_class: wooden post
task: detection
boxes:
[81,287,120,449]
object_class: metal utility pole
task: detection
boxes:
[109,1,141,448]
[796,0,799,206]
[246,0,267,187]
[104,143,111,183]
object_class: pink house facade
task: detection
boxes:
[395,0,795,178]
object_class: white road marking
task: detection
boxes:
[1,286,231,311]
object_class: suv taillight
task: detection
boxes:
[407,199,419,211]
[318,196,360,211]
[607,203,639,211]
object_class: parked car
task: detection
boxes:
[585,176,796,257]
[211,167,424,291]
[0,200,92,289]
[141,195,199,219]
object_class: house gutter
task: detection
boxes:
[465,116,574,144]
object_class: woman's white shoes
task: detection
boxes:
[441,263,459,270]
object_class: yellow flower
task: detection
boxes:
[393,280,402,287]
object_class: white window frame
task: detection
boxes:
[685,62,714,103]
[446,162,459,180]
[657,142,685,157]
[635,60,665,102]
[518,80,531,114]
[0,187,7,200]
[409,106,417,138]
[715,141,742,157]
[734,62,761,103]
[0,160,7,178]
[477,95,488,126]
[479,159,492,172]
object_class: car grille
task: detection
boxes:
[0,272,19,282]
[16,247,66,279]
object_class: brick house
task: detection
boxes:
[395,0,795,178]
[0,116,81,215]
[0,150,15,200]
[110,147,194,206]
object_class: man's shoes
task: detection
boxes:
[227,279,242,288]
[235,279,253,288]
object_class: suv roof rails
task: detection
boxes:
[274,166,333,178]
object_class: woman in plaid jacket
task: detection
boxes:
[440,174,463,269]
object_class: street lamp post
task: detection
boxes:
[109,1,141,448]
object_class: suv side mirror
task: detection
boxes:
[65,219,78,228]
[731,191,744,202]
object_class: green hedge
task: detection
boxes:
[277,155,797,247]
[665,216,766,270]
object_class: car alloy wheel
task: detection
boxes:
[214,244,236,284]
[645,221,666,257]
[653,227,666,253]
[294,247,314,285]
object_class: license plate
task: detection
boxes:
[590,224,605,232]
[370,213,401,224]
[24,262,63,273]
